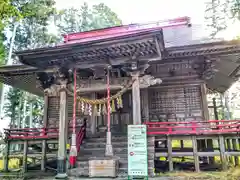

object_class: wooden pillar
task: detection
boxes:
[206,139,215,164]
[180,140,185,162]
[167,136,173,171]
[131,71,141,125]
[90,93,97,135]
[56,88,68,179]
[192,136,200,172]
[219,135,227,170]
[232,139,239,166]
[226,139,233,164]
[3,141,10,172]
[213,98,219,120]
[141,88,149,122]
[200,84,209,120]
[23,140,28,173]
[41,94,48,171]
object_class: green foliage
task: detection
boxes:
[4,88,22,124]
[3,0,58,127]
[0,0,21,60]
[3,1,122,129]
[231,0,240,20]
[0,0,21,29]
[10,0,59,50]
[56,2,122,34]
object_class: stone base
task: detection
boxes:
[105,131,114,156]
[55,173,68,179]
[56,159,67,179]
[105,144,114,156]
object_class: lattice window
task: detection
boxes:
[149,85,202,121]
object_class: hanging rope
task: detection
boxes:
[64,79,135,105]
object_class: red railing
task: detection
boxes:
[144,120,240,135]
[76,119,86,152]
[4,126,83,140]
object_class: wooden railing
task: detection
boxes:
[144,120,240,135]
[76,119,86,152]
[3,119,87,154]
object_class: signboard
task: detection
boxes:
[128,125,148,177]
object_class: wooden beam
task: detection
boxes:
[141,89,149,122]
[200,83,209,120]
[192,136,200,172]
[131,71,141,125]
[232,139,239,166]
[219,135,227,170]
[3,141,10,172]
[167,136,173,171]
[23,140,28,173]
[41,94,48,171]
[56,87,68,178]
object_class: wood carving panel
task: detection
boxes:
[148,59,199,78]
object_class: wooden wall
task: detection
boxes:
[147,57,207,122]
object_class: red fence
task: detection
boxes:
[144,120,240,135]
[4,126,80,140]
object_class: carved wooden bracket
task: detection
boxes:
[44,80,68,96]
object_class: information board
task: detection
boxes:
[128,125,148,177]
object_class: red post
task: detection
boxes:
[69,69,77,168]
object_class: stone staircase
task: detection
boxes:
[68,135,155,178]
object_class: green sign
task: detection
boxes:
[128,125,148,177]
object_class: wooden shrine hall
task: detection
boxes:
[1,17,240,178]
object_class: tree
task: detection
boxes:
[205,0,240,38]
[3,2,122,129]
[3,0,57,128]
[205,0,240,119]
[56,2,122,34]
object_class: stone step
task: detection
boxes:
[82,141,128,148]
[77,152,155,160]
[80,146,154,154]
[83,138,154,147]
[84,136,127,143]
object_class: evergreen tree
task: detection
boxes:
[3,0,57,128]
[3,2,122,129]
[56,2,122,34]
[205,0,240,38]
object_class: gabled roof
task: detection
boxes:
[0,17,239,95]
